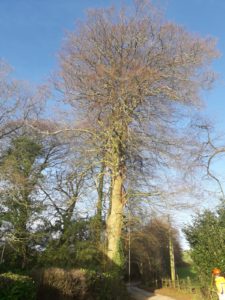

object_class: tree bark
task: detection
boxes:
[93,163,105,243]
[106,173,124,268]
[169,227,176,287]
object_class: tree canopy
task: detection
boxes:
[58,0,218,268]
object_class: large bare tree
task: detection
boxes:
[57,0,218,268]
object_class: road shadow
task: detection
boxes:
[127,284,154,300]
[127,284,176,300]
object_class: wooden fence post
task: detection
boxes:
[176,274,180,290]
[187,276,192,293]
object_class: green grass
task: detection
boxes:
[177,251,197,280]
[177,266,197,280]
[182,251,193,264]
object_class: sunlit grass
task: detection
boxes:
[177,251,197,280]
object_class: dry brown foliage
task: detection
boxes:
[38,268,88,299]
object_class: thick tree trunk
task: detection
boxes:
[169,233,176,287]
[106,173,124,268]
[168,216,176,288]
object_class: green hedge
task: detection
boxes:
[0,272,37,300]
[86,270,128,300]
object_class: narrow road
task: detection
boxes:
[127,285,176,300]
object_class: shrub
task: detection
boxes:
[36,268,88,300]
[87,270,128,300]
[0,272,37,300]
[34,268,129,300]
[183,209,225,283]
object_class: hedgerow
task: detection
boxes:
[0,272,37,300]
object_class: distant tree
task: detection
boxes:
[124,216,183,283]
[0,60,49,142]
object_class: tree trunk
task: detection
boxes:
[169,228,176,287]
[96,163,105,221]
[106,173,124,268]
[95,163,105,242]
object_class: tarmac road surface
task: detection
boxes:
[128,285,176,300]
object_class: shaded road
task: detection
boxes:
[127,285,176,300]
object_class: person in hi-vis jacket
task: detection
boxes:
[212,268,225,300]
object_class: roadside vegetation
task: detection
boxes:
[176,251,196,280]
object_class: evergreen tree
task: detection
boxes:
[184,207,225,283]
[0,136,49,269]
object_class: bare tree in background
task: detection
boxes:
[57,0,218,268]
[0,60,25,139]
[197,125,225,200]
[0,60,49,141]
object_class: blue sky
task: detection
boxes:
[166,0,225,127]
[0,0,224,126]
[0,0,224,127]
[0,1,222,77]
[1,0,224,182]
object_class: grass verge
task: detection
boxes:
[155,287,203,300]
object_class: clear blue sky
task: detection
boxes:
[0,0,224,123]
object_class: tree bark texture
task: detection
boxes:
[106,173,124,267]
